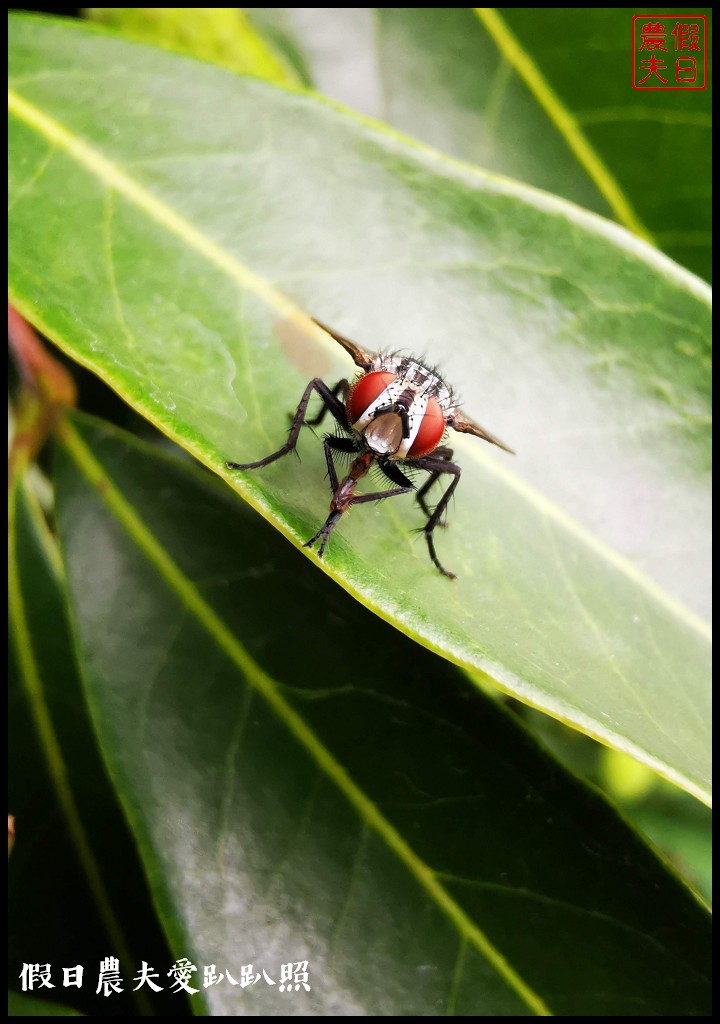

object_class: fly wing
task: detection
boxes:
[449,411,515,455]
[312,318,375,372]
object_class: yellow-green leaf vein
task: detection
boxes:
[58,417,552,1016]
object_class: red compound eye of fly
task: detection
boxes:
[347,371,397,424]
[407,396,445,458]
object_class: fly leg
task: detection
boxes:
[352,459,414,507]
[226,378,349,470]
[305,454,412,559]
[350,487,414,506]
[413,455,462,579]
[304,483,414,558]
[305,379,350,427]
[322,435,360,493]
[303,512,344,558]
[415,446,454,524]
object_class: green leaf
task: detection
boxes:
[7,15,711,802]
[494,8,711,282]
[85,7,297,86]
[54,414,711,1016]
[632,802,713,905]
[8,477,184,1017]
[8,991,83,1016]
[518,706,713,904]
[249,8,712,279]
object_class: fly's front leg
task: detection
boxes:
[323,435,360,493]
[413,455,462,579]
[226,378,348,471]
[305,477,412,558]
[416,446,454,523]
[306,379,350,427]
[303,511,343,558]
[350,486,414,506]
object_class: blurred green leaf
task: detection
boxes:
[7,16,711,801]
[249,8,711,279]
[54,414,711,1016]
[8,991,83,1016]
[632,802,712,905]
[518,706,712,904]
[8,478,185,1017]
[86,7,297,85]
[599,746,658,803]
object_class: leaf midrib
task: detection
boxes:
[59,416,552,1016]
[6,85,711,646]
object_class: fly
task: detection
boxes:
[226,320,514,578]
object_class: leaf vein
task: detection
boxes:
[59,418,553,1016]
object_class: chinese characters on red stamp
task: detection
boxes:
[632,15,708,90]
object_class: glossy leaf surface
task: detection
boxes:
[7,16,711,800]
[249,7,712,279]
[8,478,185,1017]
[54,415,711,1016]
